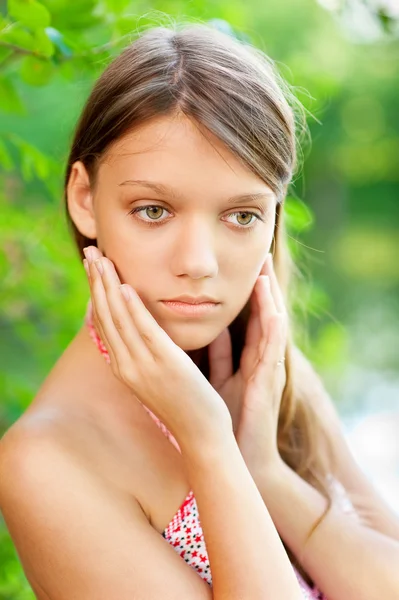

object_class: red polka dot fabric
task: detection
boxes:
[85,300,330,598]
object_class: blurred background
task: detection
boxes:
[0,0,398,597]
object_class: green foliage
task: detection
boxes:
[8,0,51,29]
[0,76,25,113]
[0,0,398,596]
[0,520,35,600]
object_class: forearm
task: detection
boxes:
[258,460,399,600]
[180,433,303,600]
[328,436,399,541]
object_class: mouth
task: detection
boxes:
[162,295,219,304]
[160,300,220,317]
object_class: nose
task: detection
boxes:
[170,216,219,280]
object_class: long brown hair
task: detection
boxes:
[64,21,338,585]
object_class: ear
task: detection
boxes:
[66,161,97,240]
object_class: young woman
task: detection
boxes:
[1,22,399,600]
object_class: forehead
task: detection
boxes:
[98,113,275,199]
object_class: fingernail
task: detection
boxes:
[120,285,131,301]
[262,275,270,290]
[95,259,104,275]
[83,247,95,264]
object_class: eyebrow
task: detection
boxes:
[118,179,275,205]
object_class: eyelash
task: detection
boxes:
[128,205,265,232]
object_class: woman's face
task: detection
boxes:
[72,113,277,350]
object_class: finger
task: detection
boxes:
[257,275,280,357]
[261,313,287,385]
[89,259,134,372]
[243,253,271,354]
[208,327,233,390]
[258,275,279,322]
[99,257,173,360]
[244,283,262,353]
[84,258,119,367]
[258,254,270,277]
[83,247,122,369]
[265,254,285,314]
[258,276,288,370]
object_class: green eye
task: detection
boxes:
[143,206,164,220]
[129,205,263,231]
[129,205,170,225]
[224,211,262,230]
[235,212,255,226]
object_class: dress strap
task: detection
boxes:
[84,299,182,453]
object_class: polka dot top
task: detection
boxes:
[85,299,353,599]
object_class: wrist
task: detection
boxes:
[248,454,290,492]
[180,424,237,470]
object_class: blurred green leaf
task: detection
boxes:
[20,55,55,85]
[33,27,55,56]
[40,0,99,30]
[0,22,36,52]
[8,134,61,187]
[0,76,25,114]
[8,0,51,30]
[103,0,132,14]
[0,139,14,170]
[285,195,314,232]
[0,46,13,64]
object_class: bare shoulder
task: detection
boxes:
[0,418,210,600]
[0,323,154,488]
[0,410,119,508]
[0,390,162,523]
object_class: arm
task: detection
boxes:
[313,393,399,541]
[0,427,303,600]
[256,460,399,600]
[293,346,399,541]
[249,346,399,600]
[181,431,303,600]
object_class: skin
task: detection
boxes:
[67,112,277,352]
[3,112,399,600]
[65,113,399,600]
[4,110,284,545]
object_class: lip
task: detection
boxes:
[162,295,219,304]
[160,300,220,317]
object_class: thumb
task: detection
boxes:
[208,327,233,390]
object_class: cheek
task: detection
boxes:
[223,238,271,278]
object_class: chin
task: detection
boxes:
[158,320,219,351]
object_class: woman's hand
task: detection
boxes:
[82,246,232,452]
[208,253,288,475]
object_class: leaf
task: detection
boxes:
[103,0,132,14]
[8,134,48,181]
[32,27,54,56]
[20,55,55,85]
[0,22,36,52]
[40,0,98,30]
[0,76,25,114]
[0,46,13,64]
[8,0,51,30]
[284,196,314,233]
[0,139,14,171]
